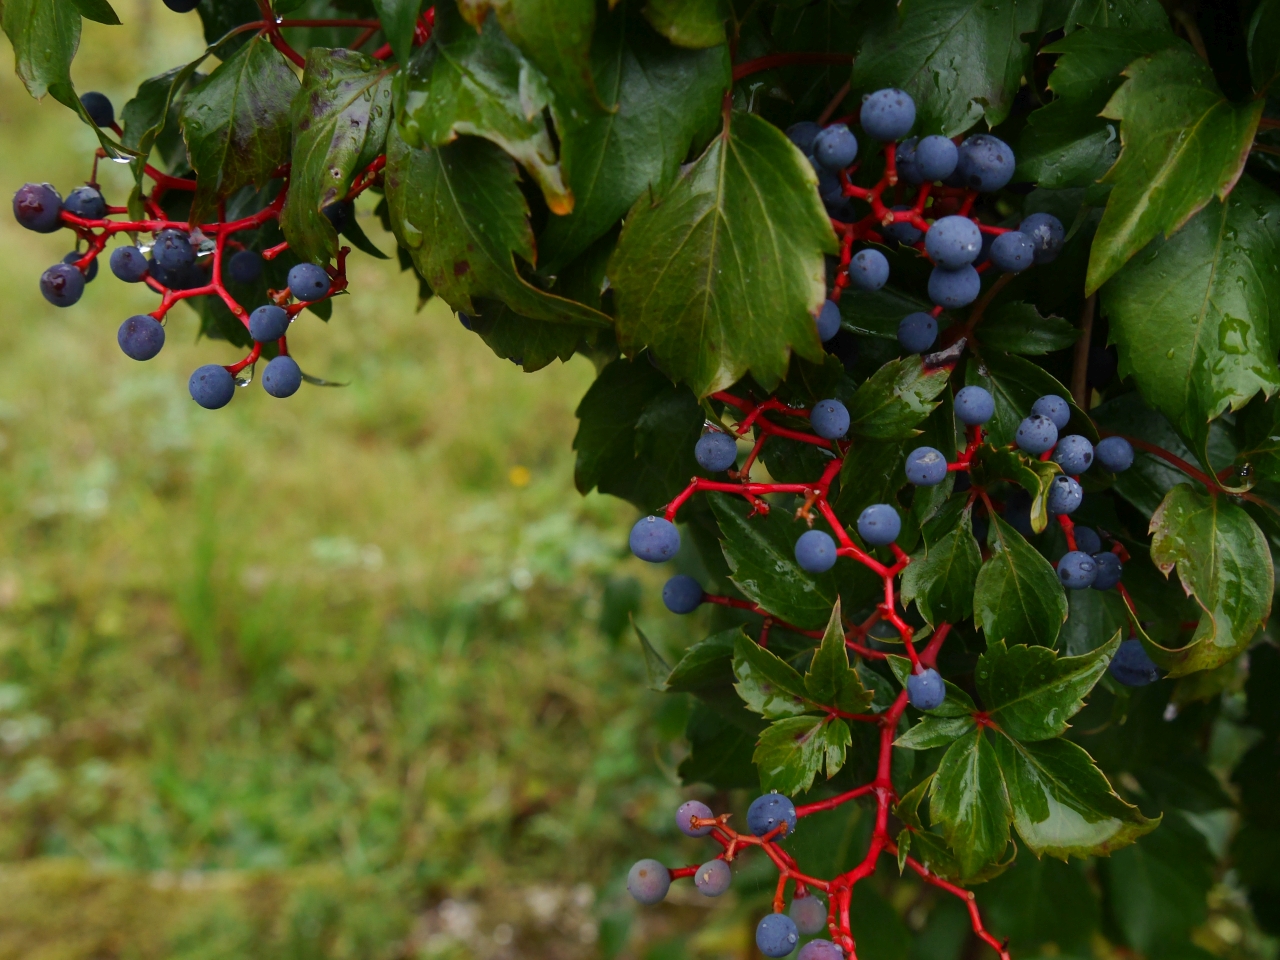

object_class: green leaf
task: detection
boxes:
[395,3,571,213]
[846,356,951,441]
[1100,175,1280,450]
[609,111,837,397]
[900,509,981,626]
[179,34,299,223]
[466,299,587,371]
[1147,482,1273,676]
[970,444,1062,535]
[805,601,874,715]
[837,278,933,340]
[965,353,1095,448]
[461,0,599,119]
[976,301,1078,356]
[978,856,1100,953]
[572,356,703,511]
[930,728,1012,879]
[850,0,1042,136]
[642,0,727,48]
[733,633,810,719]
[1249,0,1280,93]
[754,715,851,795]
[1047,0,1169,31]
[1062,586,1131,657]
[833,438,906,519]
[633,621,670,691]
[666,628,739,692]
[2,0,80,100]
[538,6,729,273]
[680,698,765,789]
[973,514,1069,648]
[710,493,837,630]
[120,61,207,213]
[976,637,1120,741]
[281,49,394,264]
[67,0,118,23]
[1087,45,1264,292]
[371,0,422,67]
[384,125,610,326]
[896,714,977,750]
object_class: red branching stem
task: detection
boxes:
[732,52,854,81]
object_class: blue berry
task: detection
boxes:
[1058,550,1097,589]
[860,88,915,141]
[62,185,106,220]
[110,245,149,282]
[989,231,1035,273]
[1047,475,1083,515]
[896,138,922,185]
[1015,414,1058,454]
[816,299,842,342]
[63,250,98,283]
[813,124,858,170]
[227,249,263,284]
[1032,394,1071,430]
[189,364,236,409]
[695,431,738,471]
[790,896,827,936]
[263,355,302,398]
[12,182,63,232]
[928,265,981,308]
[814,163,844,205]
[898,311,937,353]
[748,793,797,837]
[322,199,353,233]
[117,315,165,361]
[907,668,945,710]
[955,385,995,425]
[630,516,680,562]
[154,228,195,271]
[80,91,114,127]
[811,399,850,440]
[1074,526,1102,555]
[458,312,473,330]
[1110,638,1158,686]
[955,134,1015,192]
[1096,436,1134,472]
[757,914,800,958]
[289,262,331,301]
[249,304,290,342]
[787,122,822,154]
[925,215,982,269]
[1092,551,1123,590]
[676,799,714,837]
[1052,435,1094,474]
[627,859,670,905]
[663,575,703,614]
[695,859,732,897]
[915,135,959,181]
[1020,213,1065,263]
[848,249,889,291]
[858,504,901,545]
[906,446,948,486]
[40,263,85,306]
[795,529,837,573]
[799,939,843,960]
[883,207,923,245]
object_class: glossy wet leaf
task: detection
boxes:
[2,0,80,100]
[1147,482,1273,676]
[974,514,1069,648]
[710,493,837,630]
[282,48,394,264]
[969,444,1062,534]
[733,633,809,719]
[846,357,951,441]
[642,0,727,48]
[609,111,837,397]
[833,438,905,519]
[805,601,874,715]
[895,714,977,750]
[384,125,610,327]
[1047,0,1170,31]
[851,0,1041,135]
[371,0,422,67]
[976,637,1120,742]
[666,628,739,692]
[1087,45,1264,292]
[1101,175,1280,451]
[395,3,571,213]
[977,302,1078,356]
[179,34,299,223]
[900,509,981,626]
[755,715,851,795]
[1250,0,1280,93]
[930,728,1012,878]
[538,6,729,273]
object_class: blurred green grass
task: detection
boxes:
[0,6,742,957]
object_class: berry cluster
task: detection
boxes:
[10,90,380,409]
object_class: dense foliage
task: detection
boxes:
[5,0,1280,956]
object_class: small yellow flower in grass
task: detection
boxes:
[509,465,531,488]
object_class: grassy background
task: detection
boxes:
[0,6,758,957]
